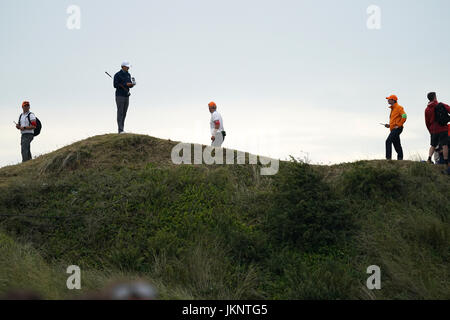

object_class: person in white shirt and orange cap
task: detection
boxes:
[16,101,37,162]
[208,102,226,147]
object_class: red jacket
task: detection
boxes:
[425,101,450,134]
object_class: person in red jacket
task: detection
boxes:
[425,92,450,173]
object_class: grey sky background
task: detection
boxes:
[1,0,450,167]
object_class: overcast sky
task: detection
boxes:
[1,0,450,167]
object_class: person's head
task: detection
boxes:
[22,101,30,113]
[427,92,437,102]
[103,280,158,300]
[386,95,398,106]
[121,61,131,72]
[208,101,217,113]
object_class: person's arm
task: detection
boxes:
[425,109,432,132]
[113,73,119,89]
[125,74,134,88]
[398,107,407,127]
[27,121,37,130]
[16,115,22,130]
[20,124,36,130]
[211,116,220,141]
[444,103,450,113]
[114,73,133,90]
[22,114,37,130]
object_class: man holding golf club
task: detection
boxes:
[112,61,136,134]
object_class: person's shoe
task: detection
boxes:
[427,159,433,164]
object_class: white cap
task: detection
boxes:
[121,61,131,68]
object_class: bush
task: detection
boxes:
[266,161,352,251]
[342,162,403,199]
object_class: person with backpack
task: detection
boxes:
[425,92,450,174]
[15,101,40,162]
[384,95,407,160]
[208,101,226,147]
[113,61,136,134]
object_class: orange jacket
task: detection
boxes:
[389,103,407,131]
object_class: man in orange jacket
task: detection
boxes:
[384,95,407,160]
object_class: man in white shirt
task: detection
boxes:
[208,102,226,147]
[16,101,37,162]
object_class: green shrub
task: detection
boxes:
[267,161,352,251]
[342,162,403,199]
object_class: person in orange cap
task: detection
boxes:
[208,101,226,147]
[16,101,38,162]
[383,95,407,160]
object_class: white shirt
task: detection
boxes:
[19,111,36,135]
[210,111,224,135]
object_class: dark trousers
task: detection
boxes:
[116,96,129,133]
[386,127,403,160]
[21,133,34,162]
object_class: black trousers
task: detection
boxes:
[386,127,403,160]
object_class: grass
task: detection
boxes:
[0,133,449,300]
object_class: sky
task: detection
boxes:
[1,0,450,167]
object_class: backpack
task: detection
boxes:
[19,113,42,137]
[435,103,450,126]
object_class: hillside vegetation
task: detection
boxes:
[0,134,449,299]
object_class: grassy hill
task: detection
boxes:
[0,133,449,299]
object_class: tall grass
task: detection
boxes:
[0,134,448,299]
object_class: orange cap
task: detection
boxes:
[208,101,217,108]
[386,95,398,101]
[22,101,30,107]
